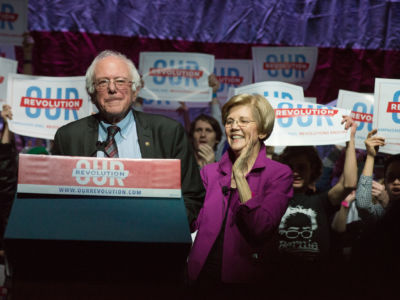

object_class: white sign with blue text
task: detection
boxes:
[7,74,91,139]
[252,47,318,89]
[214,59,253,104]
[234,81,305,102]
[139,52,214,102]
[373,78,400,155]
[0,56,17,105]
[265,98,351,146]
[337,90,374,151]
[0,0,28,45]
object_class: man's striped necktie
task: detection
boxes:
[104,125,120,158]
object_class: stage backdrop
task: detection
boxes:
[12,0,400,104]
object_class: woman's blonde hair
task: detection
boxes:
[221,93,275,141]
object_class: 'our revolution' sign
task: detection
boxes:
[0,56,16,105]
[337,90,374,150]
[373,78,400,154]
[7,74,91,140]
[139,52,214,102]
[214,59,252,104]
[265,98,351,146]
[17,154,181,198]
[234,81,305,102]
[252,47,318,89]
[0,0,27,45]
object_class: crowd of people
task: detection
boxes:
[0,50,399,299]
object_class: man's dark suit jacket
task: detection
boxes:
[52,109,205,225]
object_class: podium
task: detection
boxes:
[4,155,192,286]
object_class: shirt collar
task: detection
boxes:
[99,110,135,140]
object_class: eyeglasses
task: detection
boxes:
[280,228,313,239]
[225,118,256,128]
[95,78,132,92]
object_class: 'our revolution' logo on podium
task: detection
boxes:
[17,155,182,198]
[72,159,129,186]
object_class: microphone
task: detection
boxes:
[96,141,107,152]
[222,186,229,196]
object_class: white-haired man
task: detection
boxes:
[52,50,205,225]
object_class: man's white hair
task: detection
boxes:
[85,50,141,96]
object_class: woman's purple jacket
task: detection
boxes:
[187,144,293,283]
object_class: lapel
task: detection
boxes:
[132,109,154,158]
[218,150,235,210]
[85,114,100,156]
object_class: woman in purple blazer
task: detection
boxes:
[187,94,293,286]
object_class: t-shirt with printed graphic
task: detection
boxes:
[277,191,336,262]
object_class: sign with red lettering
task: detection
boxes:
[7,74,92,139]
[373,78,400,154]
[252,47,318,89]
[214,59,253,104]
[337,90,374,150]
[18,154,181,198]
[0,0,28,45]
[263,98,351,146]
[0,56,16,105]
[139,52,214,102]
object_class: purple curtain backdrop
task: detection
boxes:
[15,0,400,103]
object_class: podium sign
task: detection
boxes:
[5,155,190,281]
[17,154,181,198]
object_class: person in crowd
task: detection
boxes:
[0,104,18,260]
[275,116,357,296]
[189,113,222,168]
[51,50,205,225]
[187,94,293,289]
[350,130,400,298]
[180,74,227,166]
[355,129,394,220]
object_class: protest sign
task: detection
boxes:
[373,78,400,154]
[0,0,28,45]
[252,47,318,89]
[337,90,374,150]
[139,52,214,102]
[234,81,304,102]
[7,74,91,140]
[0,56,17,105]
[214,59,252,104]
[264,98,351,146]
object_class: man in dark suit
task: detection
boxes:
[52,50,205,225]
